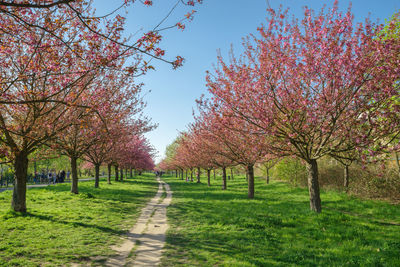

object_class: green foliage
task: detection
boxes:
[0,174,158,266]
[160,175,400,267]
[272,157,307,186]
[380,12,400,40]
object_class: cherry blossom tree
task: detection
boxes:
[207,2,400,212]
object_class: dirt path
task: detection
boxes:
[106,177,172,267]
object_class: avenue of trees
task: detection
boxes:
[159,2,400,213]
[0,0,202,212]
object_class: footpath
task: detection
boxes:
[105,177,172,267]
[0,177,97,193]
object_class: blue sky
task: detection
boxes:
[93,0,399,163]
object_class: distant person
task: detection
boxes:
[60,170,65,183]
[48,172,52,184]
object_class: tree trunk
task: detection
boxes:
[197,167,201,183]
[176,170,178,178]
[266,168,270,184]
[343,165,349,188]
[231,168,234,180]
[207,169,211,187]
[107,163,112,184]
[396,152,400,179]
[115,165,119,181]
[247,164,255,199]
[306,159,322,213]
[190,169,193,182]
[185,170,188,180]
[222,167,227,190]
[120,168,124,181]
[12,151,28,212]
[94,163,100,188]
[213,169,216,180]
[70,155,79,194]
[130,168,133,178]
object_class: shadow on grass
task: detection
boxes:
[4,211,125,235]
[160,175,400,267]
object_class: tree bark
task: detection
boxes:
[94,163,100,188]
[266,168,270,184]
[396,152,400,179]
[222,167,227,190]
[115,165,119,181]
[190,169,193,182]
[107,163,112,184]
[343,165,349,188]
[12,151,28,212]
[247,164,255,199]
[306,159,322,213]
[120,168,124,181]
[231,168,234,180]
[197,167,201,183]
[207,169,211,187]
[185,170,188,180]
[70,155,79,194]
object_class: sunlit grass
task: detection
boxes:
[161,175,400,266]
[0,174,158,267]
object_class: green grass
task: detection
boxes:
[0,174,158,267]
[161,175,400,267]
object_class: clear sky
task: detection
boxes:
[93,0,399,163]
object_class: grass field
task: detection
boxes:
[161,175,400,267]
[0,174,158,267]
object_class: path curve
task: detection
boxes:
[106,177,172,267]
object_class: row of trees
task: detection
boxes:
[159,2,400,213]
[0,0,203,212]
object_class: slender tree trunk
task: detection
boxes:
[222,167,227,190]
[266,168,270,184]
[396,152,400,179]
[247,164,255,199]
[213,169,216,180]
[107,163,112,184]
[190,169,193,182]
[115,165,119,181]
[176,170,178,178]
[231,168,234,180]
[185,170,188,180]
[306,159,322,213]
[94,163,100,188]
[120,168,124,181]
[197,167,201,183]
[12,151,28,212]
[207,169,211,187]
[71,155,79,194]
[343,165,349,188]
[33,161,37,178]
